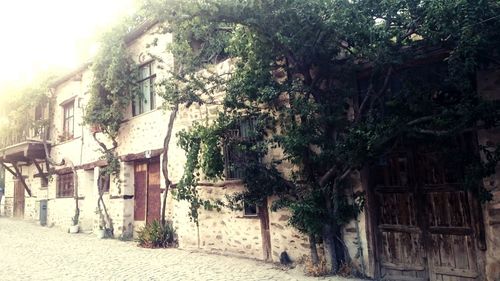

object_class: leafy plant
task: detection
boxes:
[136,220,178,248]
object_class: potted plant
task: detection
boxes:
[69,216,79,234]
[96,226,107,239]
[90,124,102,134]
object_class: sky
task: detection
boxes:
[0,0,138,93]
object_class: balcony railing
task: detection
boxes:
[0,121,50,149]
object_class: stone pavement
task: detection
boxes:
[0,218,363,281]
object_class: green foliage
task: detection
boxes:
[0,75,55,145]
[83,17,146,180]
[136,220,178,248]
[84,22,139,140]
[175,123,224,225]
[142,0,500,268]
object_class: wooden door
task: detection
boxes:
[13,180,25,218]
[134,158,161,223]
[373,152,428,280]
[417,151,480,281]
[146,160,160,224]
[372,149,481,281]
[134,163,147,221]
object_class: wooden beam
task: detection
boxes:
[33,160,49,187]
[0,162,17,177]
[75,159,107,170]
[119,148,163,162]
[12,162,32,197]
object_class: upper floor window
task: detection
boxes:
[133,62,156,116]
[57,172,74,198]
[224,118,258,179]
[32,104,46,139]
[34,105,44,121]
[63,100,74,139]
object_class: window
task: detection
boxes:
[224,118,258,179]
[32,105,46,139]
[35,105,43,121]
[243,202,258,217]
[98,172,110,193]
[57,172,74,198]
[133,62,156,116]
[62,101,74,138]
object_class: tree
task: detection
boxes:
[140,0,500,273]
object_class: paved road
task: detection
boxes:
[0,218,362,281]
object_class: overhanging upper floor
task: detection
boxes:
[0,140,50,164]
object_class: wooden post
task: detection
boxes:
[259,197,272,261]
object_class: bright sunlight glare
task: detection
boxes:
[0,0,137,91]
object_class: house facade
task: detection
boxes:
[0,23,331,268]
[0,23,499,281]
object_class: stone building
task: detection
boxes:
[0,22,499,281]
[0,22,329,268]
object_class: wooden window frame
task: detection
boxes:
[132,61,156,116]
[99,172,110,193]
[57,172,74,198]
[243,202,258,217]
[62,100,74,138]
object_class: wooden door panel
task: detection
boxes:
[134,163,147,221]
[146,160,160,223]
[14,180,24,218]
[374,147,481,281]
[377,191,426,280]
[426,191,479,281]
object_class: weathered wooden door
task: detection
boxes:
[372,149,482,281]
[134,163,147,221]
[146,160,160,224]
[134,158,161,223]
[13,180,24,218]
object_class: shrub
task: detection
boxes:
[137,220,178,248]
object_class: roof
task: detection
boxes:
[50,20,159,89]
[49,62,90,89]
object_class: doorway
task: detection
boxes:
[134,158,161,224]
[371,145,484,281]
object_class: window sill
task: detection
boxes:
[197,179,243,187]
[55,196,85,200]
[55,136,81,146]
[122,107,161,123]
[236,215,259,219]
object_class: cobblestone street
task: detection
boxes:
[0,218,362,281]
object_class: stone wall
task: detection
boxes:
[477,68,500,281]
[170,183,314,262]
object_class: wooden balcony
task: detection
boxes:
[0,123,50,164]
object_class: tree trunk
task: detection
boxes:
[323,191,339,273]
[161,105,178,227]
[308,234,319,265]
[97,172,113,236]
[322,222,338,273]
[259,197,272,261]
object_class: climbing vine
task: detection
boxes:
[83,18,144,235]
[141,0,500,274]
[175,123,224,227]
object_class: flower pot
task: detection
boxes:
[69,225,80,234]
[96,229,107,239]
[90,124,102,133]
